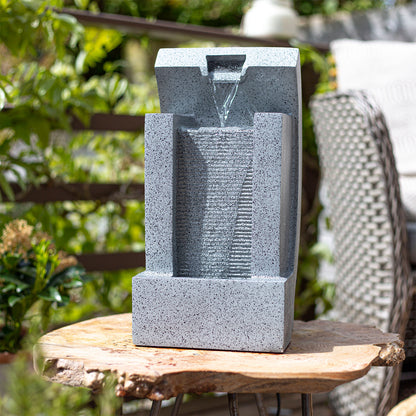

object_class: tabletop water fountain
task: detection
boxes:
[132,47,301,352]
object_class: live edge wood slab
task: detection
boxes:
[34,313,404,400]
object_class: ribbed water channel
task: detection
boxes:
[175,127,253,279]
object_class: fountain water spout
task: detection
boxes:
[207,55,245,127]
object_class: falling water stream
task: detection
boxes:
[210,79,240,127]
[207,56,245,127]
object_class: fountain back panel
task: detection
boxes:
[132,48,301,352]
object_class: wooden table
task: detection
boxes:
[34,313,404,416]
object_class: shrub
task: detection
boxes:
[0,219,87,352]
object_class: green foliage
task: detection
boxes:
[297,42,331,155]
[76,26,123,73]
[72,0,251,26]
[296,243,335,318]
[46,131,144,183]
[0,199,144,324]
[290,43,336,318]
[0,220,88,352]
[50,270,135,325]
[0,1,83,199]
[297,0,384,16]
[0,66,137,194]
[0,354,122,416]
[0,1,148,331]
[69,0,388,26]
[0,0,82,59]
[0,0,137,201]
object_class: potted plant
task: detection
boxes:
[0,219,87,354]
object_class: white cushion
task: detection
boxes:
[401,176,416,222]
[331,40,416,221]
[408,223,416,265]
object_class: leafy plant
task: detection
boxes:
[0,1,81,199]
[0,219,88,352]
[0,0,135,202]
[76,0,389,25]
[0,0,82,59]
[0,353,122,416]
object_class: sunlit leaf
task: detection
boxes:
[48,287,63,302]
[0,88,5,110]
[74,0,90,10]
[0,171,15,201]
[75,50,87,74]
[8,296,21,307]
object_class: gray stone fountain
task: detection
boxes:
[132,47,301,352]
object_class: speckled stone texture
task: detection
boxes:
[132,47,301,352]
[154,47,301,130]
[133,273,295,352]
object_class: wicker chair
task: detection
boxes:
[310,91,415,416]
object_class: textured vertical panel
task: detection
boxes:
[252,113,293,278]
[144,114,176,275]
[175,127,253,278]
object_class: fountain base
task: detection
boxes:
[132,272,295,352]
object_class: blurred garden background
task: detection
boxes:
[0,0,409,414]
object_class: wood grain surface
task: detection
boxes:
[34,313,404,400]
